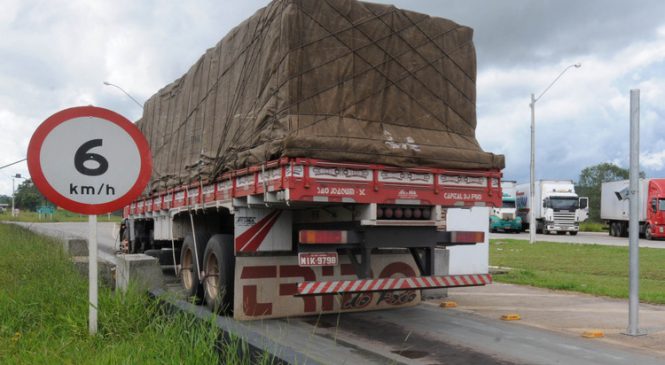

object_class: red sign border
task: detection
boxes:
[27,106,152,215]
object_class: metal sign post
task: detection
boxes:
[27,106,151,335]
[625,89,645,337]
[88,214,98,334]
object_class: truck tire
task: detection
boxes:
[620,223,629,237]
[203,234,235,314]
[570,231,578,236]
[180,232,209,302]
[609,222,616,237]
[645,224,653,240]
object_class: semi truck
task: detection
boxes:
[515,180,588,235]
[600,179,665,239]
[489,180,521,233]
[121,0,505,320]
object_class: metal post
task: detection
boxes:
[625,89,645,336]
[11,177,15,217]
[89,215,98,335]
[527,64,581,244]
[529,93,536,244]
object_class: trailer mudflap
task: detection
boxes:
[234,253,423,320]
[296,274,492,296]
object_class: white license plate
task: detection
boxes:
[298,252,338,267]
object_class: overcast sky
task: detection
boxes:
[2,0,665,197]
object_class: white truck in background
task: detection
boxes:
[601,178,665,239]
[516,180,588,235]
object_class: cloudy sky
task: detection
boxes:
[2,0,665,196]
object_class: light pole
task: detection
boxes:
[103,81,144,109]
[529,63,581,244]
[11,173,25,217]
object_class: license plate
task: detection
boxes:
[298,252,338,267]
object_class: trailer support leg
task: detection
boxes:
[409,247,436,276]
[347,247,372,279]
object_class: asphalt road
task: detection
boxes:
[491,230,665,249]
[12,221,120,264]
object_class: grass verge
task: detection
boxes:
[0,210,122,223]
[579,221,607,232]
[490,239,665,304]
[0,223,267,364]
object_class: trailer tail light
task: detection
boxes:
[299,230,349,244]
[378,205,432,220]
[450,231,485,244]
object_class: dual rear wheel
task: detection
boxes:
[180,233,235,313]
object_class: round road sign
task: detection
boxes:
[27,106,152,215]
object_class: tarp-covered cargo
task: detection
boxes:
[138,0,505,192]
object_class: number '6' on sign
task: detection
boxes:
[27,106,152,215]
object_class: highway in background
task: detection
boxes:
[12,221,120,264]
[491,231,665,248]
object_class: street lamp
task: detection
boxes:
[103,81,144,109]
[11,173,25,217]
[529,63,581,244]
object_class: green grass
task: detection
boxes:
[579,220,607,232]
[490,239,665,304]
[0,223,269,364]
[0,210,122,223]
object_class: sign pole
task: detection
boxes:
[625,89,645,336]
[89,214,98,335]
[27,106,152,337]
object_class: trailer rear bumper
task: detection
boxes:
[297,273,492,296]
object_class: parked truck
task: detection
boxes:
[489,180,521,233]
[121,0,504,320]
[601,179,665,239]
[515,180,588,235]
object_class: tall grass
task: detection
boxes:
[0,223,221,364]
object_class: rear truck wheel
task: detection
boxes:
[203,234,235,314]
[609,222,616,237]
[570,231,578,236]
[180,232,209,302]
[645,224,653,240]
[620,223,629,237]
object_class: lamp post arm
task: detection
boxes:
[103,82,144,109]
[534,63,581,103]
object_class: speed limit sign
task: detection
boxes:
[27,106,152,214]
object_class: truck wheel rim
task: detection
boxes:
[205,252,220,302]
[182,248,194,290]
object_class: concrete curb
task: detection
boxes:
[149,288,323,365]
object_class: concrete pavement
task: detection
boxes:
[443,283,665,360]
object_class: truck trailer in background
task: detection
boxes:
[121,0,505,320]
[489,180,521,233]
[601,179,665,239]
[516,180,588,235]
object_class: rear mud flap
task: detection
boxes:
[234,253,421,320]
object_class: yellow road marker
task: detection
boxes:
[582,330,604,338]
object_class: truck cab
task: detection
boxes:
[515,180,588,235]
[646,180,665,239]
[489,183,522,233]
[541,193,585,234]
